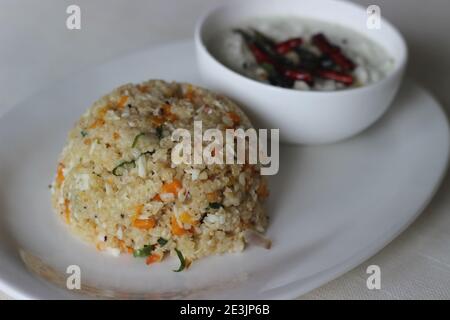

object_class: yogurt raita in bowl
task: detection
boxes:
[195,0,407,144]
[210,17,395,91]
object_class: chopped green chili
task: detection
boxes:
[133,244,155,258]
[209,202,223,209]
[260,63,276,75]
[81,130,88,137]
[156,126,163,139]
[173,248,186,272]
[139,150,155,158]
[157,237,168,246]
[111,150,154,176]
[112,160,136,176]
[131,132,145,148]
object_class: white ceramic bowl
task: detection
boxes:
[195,0,408,144]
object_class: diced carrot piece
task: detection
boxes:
[117,96,128,109]
[56,163,65,186]
[226,112,241,126]
[206,191,219,202]
[161,179,182,195]
[134,204,144,216]
[162,104,177,122]
[83,138,92,145]
[145,253,161,265]
[257,182,269,199]
[133,217,156,230]
[64,198,70,224]
[179,212,196,225]
[162,104,171,113]
[132,204,145,221]
[137,85,148,93]
[97,105,110,118]
[116,237,133,254]
[167,112,177,122]
[184,85,195,102]
[117,239,127,252]
[151,104,177,125]
[151,115,165,126]
[171,216,186,236]
[89,118,105,129]
[153,180,182,203]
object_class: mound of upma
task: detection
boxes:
[51,80,269,269]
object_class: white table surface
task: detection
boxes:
[1,0,449,300]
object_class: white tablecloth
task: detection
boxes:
[1,0,449,300]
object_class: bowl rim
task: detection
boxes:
[194,0,408,96]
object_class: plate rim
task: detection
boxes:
[0,40,449,300]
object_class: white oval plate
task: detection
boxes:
[0,40,448,299]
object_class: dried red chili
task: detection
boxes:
[312,33,355,71]
[316,69,354,85]
[275,37,303,54]
[283,69,313,84]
